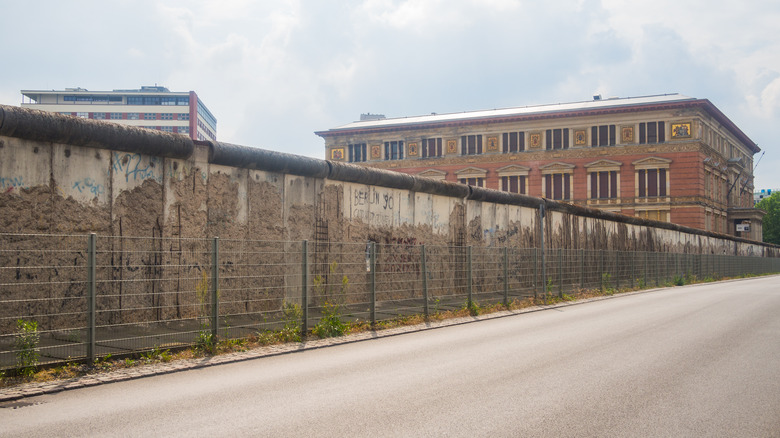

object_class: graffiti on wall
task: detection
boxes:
[72,177,105,196]
[352,186,396,227]
[0,176,27,193]
[113,153,163,183]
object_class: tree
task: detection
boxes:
[756,192,780,245]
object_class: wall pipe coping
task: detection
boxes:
[0,104,194,158]
[208,141,331,178]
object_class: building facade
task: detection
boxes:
[21,86,217,142]
[316,94,765,241]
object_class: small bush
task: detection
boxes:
[15,319,39,376]
[313,302,347,338]
[279,302,303,342]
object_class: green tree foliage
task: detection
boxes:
[757,192,780,245]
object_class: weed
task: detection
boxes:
[465,300,481,316]
[195,325,216,354]
[432,297,441,315]
[256,331,276,346]
[601,273,614,294]
[142,346,172,363]
[278,302,303,343]
[15,319,39,377]
[124,358,136,367]
[673,274,686,286]
[94,354,114,370]
[313,262,350,303]
[313,302,347,338]
[637,276,646,289]
[194,271,216,353]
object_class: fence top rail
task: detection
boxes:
[2,233,779,259]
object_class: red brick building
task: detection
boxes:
[316,94,765,240]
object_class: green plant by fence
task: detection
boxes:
[1,233,779,371]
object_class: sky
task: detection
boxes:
[2,0,779,189]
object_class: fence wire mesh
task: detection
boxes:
[2,233,779,370]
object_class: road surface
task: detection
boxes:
[2,276,779,437]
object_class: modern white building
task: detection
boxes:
[20,86,217,142]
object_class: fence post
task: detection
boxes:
[558,248,563,298]
[211,237,219,341]
[370,242,376,326]
[539,204,546,301]
[421,244,429,318]
[600,250,604,291]
[87,233,96,362]
[467,246,473,308]
[301,240,308,338]
[630,251,635,289]
[580,248,585,289]
[503,246,509,307]
[534,248,538,299]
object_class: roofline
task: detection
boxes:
[316,97,759,154]
[21,89,191,96]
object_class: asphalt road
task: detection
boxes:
[2,276,779,437]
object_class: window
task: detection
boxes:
[459,178,484,187]
[637,169,667,197]
[545,128,569,150]
[544,174,571,200]
[160,126,173,132]
[501,176,526,194]
[639,121,665,144]
[502,132,525,153]
[76,112,88,119]
[161,113,174,120]
[127,96,144,105]
[142,113,156,120]
[177,127,190,134]
[110,113,123,120]
[384,141,404,160]
[421,138,442,158]
[93,113,106,120]
[128,113,139,120]
[591,125,616,146]
[178,113,189,121]
[456,167,487,188]
[461,135,483,155]
[348,143,367,162]
[590,171,618,199]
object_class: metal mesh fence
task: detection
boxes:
[2,232,779,370]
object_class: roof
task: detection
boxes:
[21,87,190,97]
[315,93,759,153]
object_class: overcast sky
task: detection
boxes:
[2,0,779,189]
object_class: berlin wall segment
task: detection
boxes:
[1,104,778,333]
